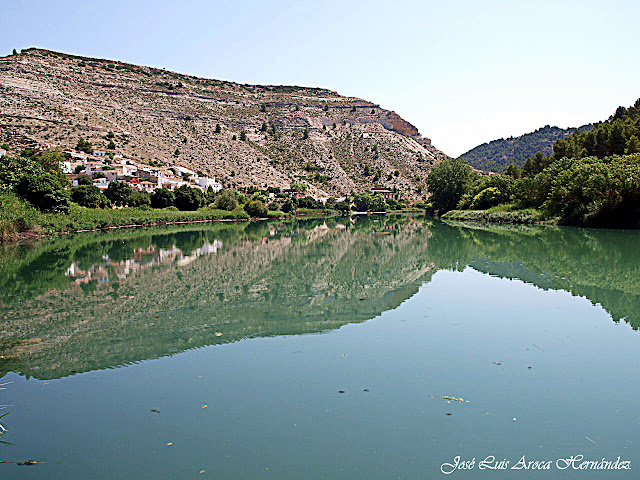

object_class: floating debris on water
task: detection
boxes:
[430,395,471,404]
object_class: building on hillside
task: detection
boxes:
[195,176,222,192]
[0,148,6,158]
[369,187,394,199]
[60,160,73,174]
[93,178,109,190]
[138,180,159,193]
[158,177,188,191]
[173,166,197,178]
[93,148,117,157]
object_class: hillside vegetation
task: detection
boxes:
[0,48,447,199]
[428,98,640,228]
[460,124,592,172]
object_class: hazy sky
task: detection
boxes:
[2,0,639,156]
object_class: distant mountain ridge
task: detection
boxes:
[461,124,593,172]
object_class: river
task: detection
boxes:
[1,215,639,478]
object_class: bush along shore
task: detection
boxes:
[0,149,417,242]
[426,98,640,229]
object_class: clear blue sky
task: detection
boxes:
[2,0,639,156]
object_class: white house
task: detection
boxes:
[195,176,222,192]
[0,148,6,158]
[93,149,116,157]
[93,178,110,190]
[60,161,73,174]
[173,166,197,177]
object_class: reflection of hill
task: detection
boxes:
[436,221,640,329]
[0,216,434,379]
[3,216,638,380]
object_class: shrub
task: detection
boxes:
[0,193,37,240]
[71,185,111,208]
[76,174,93,186]
[213,190,238,211]
[335,200,351,214]
[129,190,151,208]
[105,181,133,207]
[370,194,387,212]
[470,187,504,210]
[244,199,268,218]
[173,184,203,211]
[0,155,45,192]
[76,137,93,154]
[281,198,294,213]
[16,173,70,213]
[150,188,175,209]
[352,192,373,212]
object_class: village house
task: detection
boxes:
[93,177,109,190]
[0,148,7,158]
[369,187,394,199]
[195,176,222,192]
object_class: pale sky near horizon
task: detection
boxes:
[2,0,639,157]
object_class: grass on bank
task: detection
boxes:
[1,193,257,238]
[441,204,547,224]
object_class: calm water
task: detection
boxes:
[1,215,639,479]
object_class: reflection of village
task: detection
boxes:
[65,239,223,284]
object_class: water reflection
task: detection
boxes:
[1,215,639,380]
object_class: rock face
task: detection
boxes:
[0,48,448,198]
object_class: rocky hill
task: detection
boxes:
[0,48,447,198]
[460,124,592,172]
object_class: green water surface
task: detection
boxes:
[0,215,639,478]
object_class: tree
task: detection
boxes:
[150,188,175,209]
[16,173,70,213]
[105,181,133,207]
[302,127,309,140]
[240,129,247,141]
[352,192,373,212]
[425,157,472,213]
[281,198,294,213]
[291,182,307,193]
[244,199,268,218]
[71,185,110,208]
[12,49,17,56]
[76,137,93,154]
[107,140,116,150]
[470,187,504,210]
[35,150,69,185]
[370,194,387,212]
[174,148,180,156]
[213,189,238,211]
[173,184,203,211]
[626,135,640,154]
[335,200,351,215]
[214,123,222,133]
[76,174,93,185]
[505,163,522,179]
[0,155,45,192]
[129,190,151,208]
[260,122,268,132]
[74,165,85,174]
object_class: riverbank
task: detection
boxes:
[441,208,550,225]
[1,203,255,242]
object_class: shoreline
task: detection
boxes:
[1,209,424,245]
